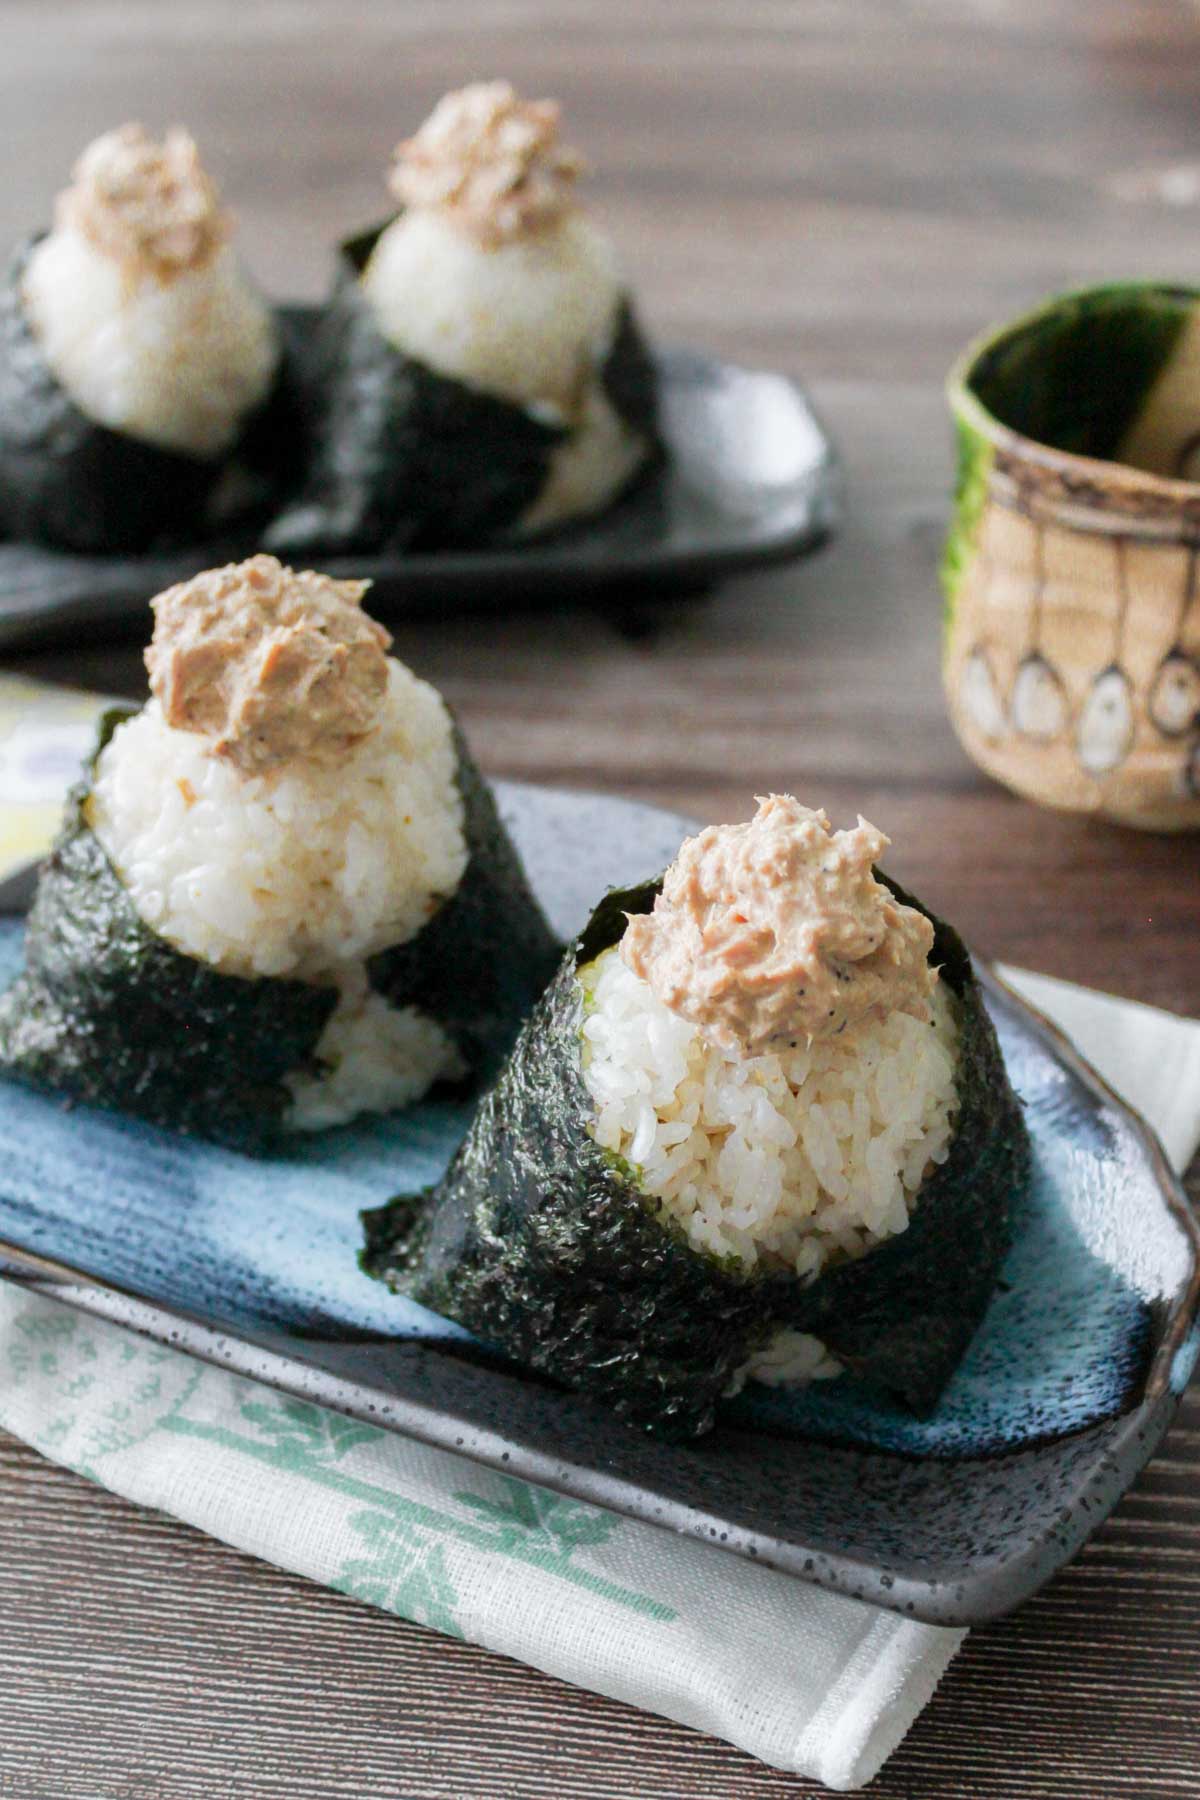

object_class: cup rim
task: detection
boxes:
[947,280,1200,507]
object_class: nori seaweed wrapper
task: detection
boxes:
[363,874,1029,1439]
[599,294,660,448]
[0,711,560,1149]
[370,722,562,1083]
[0,708,336,1149]
[0,234,302,554]
[266,221,659,557]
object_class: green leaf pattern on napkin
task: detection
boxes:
[337,1510,463,1636]
[2,1297,677,1637]
[164,1390,677,1628]
[454,1477,625,1560]
[237,1395,383,1463]
[3,1302,202,1474]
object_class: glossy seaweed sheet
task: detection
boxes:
[0,234,302,554]
[266,222,660,558]
[371,722,561,1083]
[363,874,1030,1440]
[0,711,560,1151]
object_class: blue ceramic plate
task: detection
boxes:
[0,786,1195,1625]
[0,325,839,653]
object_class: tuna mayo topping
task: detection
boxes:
[55,124,229,280]
[620,794,938,1058]
[145,554,392,777]
[389,81,584,246]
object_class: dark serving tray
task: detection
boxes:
[0,785,1196,1626]
[0,317,840,652]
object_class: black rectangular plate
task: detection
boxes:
[0,322,840,652]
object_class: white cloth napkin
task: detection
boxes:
[1,973,1197,1791]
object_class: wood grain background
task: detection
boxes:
[1,2,1198,1795]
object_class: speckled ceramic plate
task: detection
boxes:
[0,786,1195,1626]
[0,316,839,652]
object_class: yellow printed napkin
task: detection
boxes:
[0,675,110,883]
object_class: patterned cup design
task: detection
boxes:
[944,285,1200,830]
[1150,651,1200,737]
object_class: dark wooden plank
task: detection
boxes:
[0,0,1198,1794]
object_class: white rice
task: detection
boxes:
[362,209,622,412]
[580,947,962,1389]
[362,210,650,531]
[515,382,648,537]
[724,1328,845,1395]
[22,229,279,458]
[89,658,467,982]
[284,966,465,1131]
[88,656,469,1128]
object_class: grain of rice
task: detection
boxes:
[86,654,470,1128]
[89,659,467,982]
[579,946,962,1390]
[23,232,278,457]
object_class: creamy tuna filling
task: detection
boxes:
[389,82,584,247]
[579,946,961,1390]
[145,556,392,777]
[53,123,229,279]
[622,795,938,1058]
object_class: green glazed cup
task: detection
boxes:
[943,283,1200,831]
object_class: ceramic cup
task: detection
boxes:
[943,283,1200,830]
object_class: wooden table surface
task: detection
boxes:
[2,3,1199,1795]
